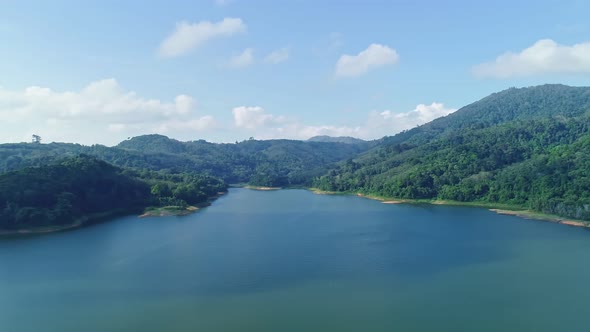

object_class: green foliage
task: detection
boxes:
[314,85,590,221]
[0,155,150,229]
[4,84,590,225]
[0,155,227,230]
[0,135,370,187]
[0,134,366,230]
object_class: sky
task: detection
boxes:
[1,0,589,146]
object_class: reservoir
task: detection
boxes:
[1,188,589,331]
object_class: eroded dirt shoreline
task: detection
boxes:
[309,188,589,229]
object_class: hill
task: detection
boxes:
[4,84,590,223]
[378,84,590,147]
[314,84,590,221]
[307,135,367,145]
[0,136,370,187]
[0,155,227,232]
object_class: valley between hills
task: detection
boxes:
[2,84,590,234]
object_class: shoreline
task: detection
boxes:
[488,209,588,228]
[0,221,84,237]
[1,192,228,237]
[4,188,588,236]
[307,188,589,229]
[139,191,227,218]
[139,204,205,218]
[0,208,136,238]
[244,185,282,191]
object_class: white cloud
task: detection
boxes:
[473,39,590,78]
[158,18,246,57]
[232,106,286,129]
[365,103,456,135]
[228,48,254,68]
[0,79,217,145]
[335,44,399,78]
[264,47,289,64]
[231,103,456,140]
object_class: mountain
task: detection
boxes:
[307,135,368,145]
[0,136,371,187]
[376,84,590,147]
[117,134,188,154]
[116,136,370,186]
[314,84,590,220]
[4,84,590,222]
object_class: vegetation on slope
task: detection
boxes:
[314,85,590,220]
[0,155,226,231]
[0,136,370,187]
[3,84,590,225]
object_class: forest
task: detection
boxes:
[0,155,227,230]
[0,135,370,187]
[0,137,368,231]
[313,84,590,220]
[2,84,590,230]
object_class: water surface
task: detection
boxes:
[1,188,590,331]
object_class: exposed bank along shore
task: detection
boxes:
[309,188,589,229]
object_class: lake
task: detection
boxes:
[1,188,590,331]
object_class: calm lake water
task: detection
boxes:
[1,188,590,331]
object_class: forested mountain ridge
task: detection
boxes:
[0,136,368,231]
[0,136,370,187]
[314,84,590,221]
[377,84,590,147]
[116,135,372,186]
[3,84,590,226]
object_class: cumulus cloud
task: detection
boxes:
[228,48,254,68]
[335,44,399,78]
[158,18,246,57]
[0,79,217,145]
[264,47,289,64]
[232,106,286,129]
[473,39,590,78]
[231,103,456,140]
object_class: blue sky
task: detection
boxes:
[1,0,589,145]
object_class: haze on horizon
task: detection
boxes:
[1,0,589,146]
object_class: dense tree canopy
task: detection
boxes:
[0,136,370,187]
[314,85,590,220]
[0,155,226,230]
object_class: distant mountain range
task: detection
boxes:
[307,135,367,144]
[2,84,590,224]
[0,135,370,187]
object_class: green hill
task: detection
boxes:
[4,84,590,223]
[0,155,150,230]
[314,84,590,220]
[0,155,227,232]
[0,136,370,187]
